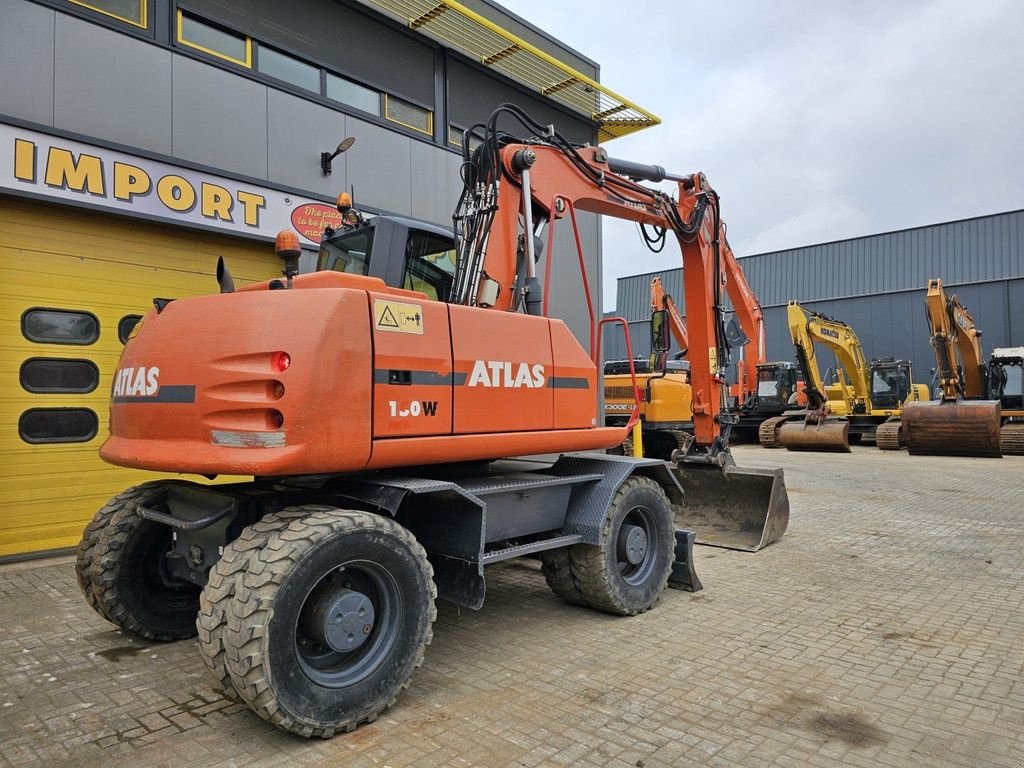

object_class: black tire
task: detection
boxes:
[222,508,436,738]
[78,480,202,640]
[539,548,588,606]
[197,507,313,701]
[569,476,674,616]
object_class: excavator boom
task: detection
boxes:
[902,278,1002,457]
[449,108,787,549]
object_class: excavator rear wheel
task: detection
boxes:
[874,419,904,451]
[567,476,674,616]
[197,507,318,701]
[1001,422,1024,454]
[758,416,790,448]
[77,480,203,641]
[221,508,436,738]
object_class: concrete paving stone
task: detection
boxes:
[2,447,1024,767]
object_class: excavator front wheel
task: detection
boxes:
[566,476,674,616]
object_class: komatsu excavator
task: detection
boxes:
[75,106,789,738]
[762,301,929,451]
[901,279,1004,457]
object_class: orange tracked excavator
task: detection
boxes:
[902,279,1002,457]
[76,106,788,738]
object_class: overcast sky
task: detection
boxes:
[497,0,1024,306]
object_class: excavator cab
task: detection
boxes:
[989,349,1024,410]
[317,214,457,302]
[868,358,912,411]
[753,362,799,410]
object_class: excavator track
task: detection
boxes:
[758,416,791,448]
[874,419,904,451]
[1001,422,1024,454]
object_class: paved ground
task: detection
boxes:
[1,446,1023,768]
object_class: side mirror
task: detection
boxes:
[651,309,670,354]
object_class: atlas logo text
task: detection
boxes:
[467,361,545,388]
[113,366,159,397]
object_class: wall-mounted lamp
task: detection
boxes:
[321,137,355,175]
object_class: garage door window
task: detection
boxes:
[19,408,99,444]
[20,358,100,394]
[22,308,99,345]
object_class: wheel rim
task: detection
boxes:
[616,505,659,586]
[295,559,402,688]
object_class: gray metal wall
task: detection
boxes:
[0,0,604,340]
[610,209,1024,384]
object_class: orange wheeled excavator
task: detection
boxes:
[76,106,788,737]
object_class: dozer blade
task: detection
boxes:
[669,457,790,552]
[902,400,1002,458]
[778,419,850,453]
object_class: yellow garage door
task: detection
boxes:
[0,196,280,558]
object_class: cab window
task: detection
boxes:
[317,229,373,275]
[403,230,455,302]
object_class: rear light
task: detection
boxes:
[272,351,291,372]
[270,381,285,400]
[269,410,284,429]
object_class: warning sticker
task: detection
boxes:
[374,299,423,335]
[708,347,718,370]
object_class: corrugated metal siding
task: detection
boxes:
[744,209,1024,308]
[616,209,1024,320]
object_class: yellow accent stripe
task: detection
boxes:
[355,0,660,141]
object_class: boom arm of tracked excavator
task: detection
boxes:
[648,241,765,399]
[650,277,688,356]
[786,301,871,418]
[903,277,1002,457]
[923,278,987,400]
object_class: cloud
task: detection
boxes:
[498,0,1024,307]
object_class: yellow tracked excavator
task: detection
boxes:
[763,302,929,452]
[901,279,1003,457]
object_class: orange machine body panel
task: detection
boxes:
[371,293,453,438]
[101,273,625,477]
[449,306,554,434]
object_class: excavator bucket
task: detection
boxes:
[902,400,1002,458]
[669,458,790,551]
[778,419,850,452]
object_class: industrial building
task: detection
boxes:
[606,208,1024,386]
[0,0,659,558]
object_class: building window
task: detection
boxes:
[67,0,147,29]
[258,46,320,93]
[20,358,100,394]
[19,408,99,444]
[448,125,482,151]
[177,11,251,67]
[22,308,99,346]
[385,95,433,136]
[118,315,143,344]
[326,73,380,116]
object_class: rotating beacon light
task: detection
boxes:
[275,230,302,287]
